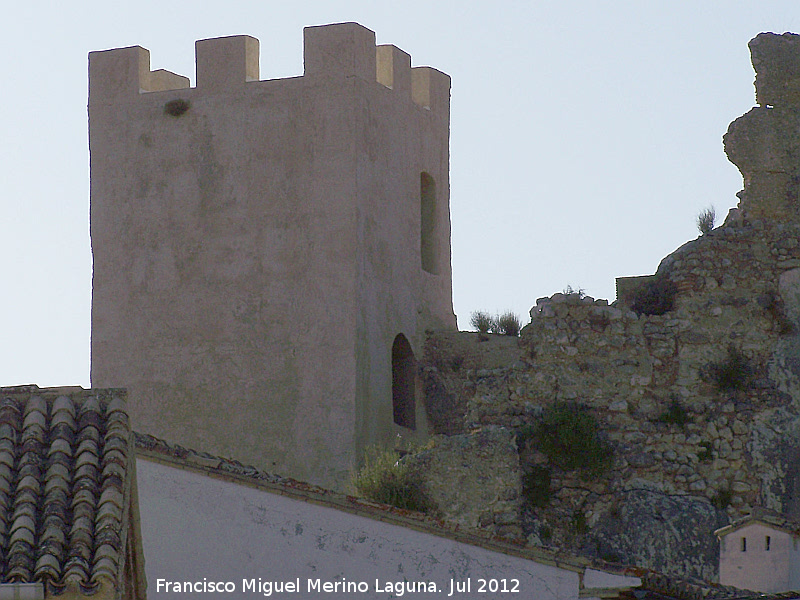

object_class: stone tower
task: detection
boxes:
[88,23,456,490]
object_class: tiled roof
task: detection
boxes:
[0,386,139,597]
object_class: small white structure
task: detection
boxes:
[716,509,800,593]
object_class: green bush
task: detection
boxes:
[521,465,552,507]
[525,402,612,476]
[696,206,716,235]
[697,441,714,463]
[762,292,794,335]
[712,487,733,510]
[563,285,586,298]
[470,310,522,336]
[657,399,691,428]
[470,311,495,334]
[353,447,435,513]
[496,311,522,336]
[539,524,553,542]
[630,276,677,316]
[702,346,754,392]
[571,509,588,535]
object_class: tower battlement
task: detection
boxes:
[89,23,449,112]
[89,22,455,492]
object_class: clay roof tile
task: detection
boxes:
[33,553,61,581]
[21,400,46,431]
[46,438,72,458]
[8,525,35,547]
[15,475,40,496]
[51,396,76,417]
[0,388,135,591]
[50,410,76,430]
[0,399,21,428]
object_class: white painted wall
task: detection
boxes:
[719,523,800,592]
[136,458,581,599]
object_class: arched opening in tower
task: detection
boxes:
[392,334,416,429]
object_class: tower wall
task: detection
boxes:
[89,23,455,490]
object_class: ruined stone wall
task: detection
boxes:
[411,427,523,540]
[422,217,800,582]
[418,32,800,582]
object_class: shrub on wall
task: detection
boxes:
[353,447,435,513]
[469,311,494,334]
[562,285,586,298]
[519,402,612,477]
[521,465,552,507]
[630,275,678,316]
[711,487,733,510]
[656,399,691,428]
[571,509,588,535]
[702,345,755,392]
[760,292,795,335]
[496,311,522,336]
[469,311,522,336]
[697,441,714,463]
[696,206,716,235]
[164,98,191,117]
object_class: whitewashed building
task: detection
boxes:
[716,509,800,593]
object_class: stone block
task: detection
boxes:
[750,32,800,106]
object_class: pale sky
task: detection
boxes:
[2,1,798,387]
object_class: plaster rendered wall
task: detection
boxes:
[719,524,797,592]
[88,23,455,491]
[135,458,579,600]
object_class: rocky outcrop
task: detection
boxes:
[417,32,800,582]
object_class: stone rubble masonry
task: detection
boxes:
[420,32,800,581]
[725,32,800,221]
[411,427,524,540]
[88,23,456,492]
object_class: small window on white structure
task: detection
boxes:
[766,536,771,551]
[741,537,747,552]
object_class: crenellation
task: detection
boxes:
[303,22,376,82]
[411,66,450,112]
[88,46,151,101]
[148,69,190,92]
[89,46,190,101]
[89,23,445,118]
[196,35,259,90]
[376,44,411,95]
